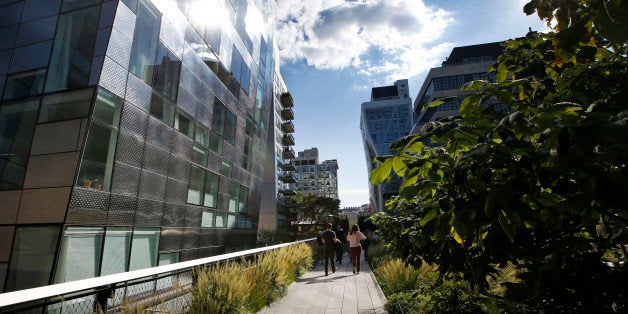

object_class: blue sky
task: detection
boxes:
[275,0,549,207]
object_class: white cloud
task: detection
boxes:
[338,188,370,207]
[275,0,454,81]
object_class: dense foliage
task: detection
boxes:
[289,192,341,224]
[370,0,627,311]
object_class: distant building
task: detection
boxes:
[412,42,503,133]
[360,79,413,212]
[293,148,339,199]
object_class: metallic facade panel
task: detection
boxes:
[161,203,186,227]
[108,193,136,226]
[89,55,105,86]
[17,187,71,224]
[175,86,196,117]
[112,0,136,41]
[110,161,141,196]
[169,131,192,160]
[142,144,169,175]
[120,103,148,140]
[135,198,163,226]
[106,27,132,70]
[146,116,173,150]
[0,190,21,224]
[67,187,110,224]
[178,65,196,97]
[0,226,14,263]
[198,229,215,248]
[30,119,81,155]
[167,154,189,182]
[180,248,198,261]
[195,101,212,127]
[164,178,187,205]
[98,0,117,29]
[138,170,167,201]
[181,227,199,249]
[159,19,184,58]
[99,56,128,98]
[158,227,182,252]
[183,205,201,228]
[23,152,79,189]
[115,132,145,167]
[125,72,151,112]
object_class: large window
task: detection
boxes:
[128,228,160,271]
[45,5,100,92]
[5,226,61,292]
[230,47,250,93]
[211,98,236,145]
[76,88,122,191]
[149,92,175,126]
[38,88,94,123]
[174,110,193,138]
[228,181,248,213]
[2,69,46,100]
[187,165,219,208]
[100,227,132,276]
[0,98,39,190]
[129,0,161,84]
[153,43,181,102]
[54,227,104,283]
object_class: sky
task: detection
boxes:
[274,0,550,208]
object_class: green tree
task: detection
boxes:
[370,0,627,311]
[290,192,341,224]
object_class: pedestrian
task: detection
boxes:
[321,223,339,276]
[335,225,346,264]
[346,224,366,274]
[362,229,371,259]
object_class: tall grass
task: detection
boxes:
[189,243,313,313]
[374,257,438,295]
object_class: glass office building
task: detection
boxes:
[0,0,286,292]
[360,79,412,212]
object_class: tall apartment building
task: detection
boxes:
[0,0,288,292]
[412,42,503,133]
[360,79,413,212]
[293,148,339,199]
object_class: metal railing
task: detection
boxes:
[0,239,314,313]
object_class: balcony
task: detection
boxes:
[278,188,297,196]
[282,134,295,146]
[282,147,295,159]
[278,160,296,171]
[281,108,294,120]
[279,171,297,183]
[281,121,294,133]
[280,92,294,108]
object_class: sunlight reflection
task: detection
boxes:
[188,0,227,28]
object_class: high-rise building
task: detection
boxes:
[293,148,339,199]
[0,0,288,292]
[360,79,413,212]
[412,42,503,133]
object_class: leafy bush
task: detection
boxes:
[375,257,437,295]
[384,292,421,314]
[417,280,486,313]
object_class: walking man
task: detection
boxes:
[335,225,346,264]
[321,223,339,276]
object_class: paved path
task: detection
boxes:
[260,252,387,313]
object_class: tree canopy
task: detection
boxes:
[289,192,341,224]
[370,0,627,311]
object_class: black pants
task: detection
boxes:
[324,247,336,274]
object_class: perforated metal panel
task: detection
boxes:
[135,198,164,227]
[99,56,128,98]
[176,87,197,117]
[0,190,20,224]
[164,178,187,205]
[207,151,221,173]
[169,131,192,160]
[111,161,141,196]
[199,229,216,248]
[180,248,198,261]
[0,226,15,262]
[217,194,228,211]
[182,228,199,249]
[30,120,81,155]
[168,154,190,182]
[115,132,144,167]
[146,116,173,150]
[120,103,148,140]
[18,187,70,223]
[162,203,186,227]
[108,193,137,226]
[67,187,110,224]
[138,170,167,201]
[106,28,132,70]
[113,0,136,41]
[142,144,170,176]
[184,205,202,228]
[178,66,196,97]
[23,152,80,189]
[158,227,183,252]
[125,72,152,112]
[195,101,212,127]
[159,19,184,58]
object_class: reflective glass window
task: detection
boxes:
[0,98,39,190]
[100,227,132,276]
[187,165,204,205]
[0,263,7,292]
[129,0,160,85]
[191,143,207,167]
[220,160,232,177]
[76,122,118,190]
[128,228,160,271]
[194,123,209,147]
[152,42,181,102]
[45,5,100,92]
[211,98,236,145]
[39,88,94,123]
[208,131,222,154]
[2,69,46,100]
[228,181,239,212]
[238,186,248,213]
[5,226,61,292]
[158,252,179,265]
[149,92,175,126]
[203,171,219,208]
[215,212,226,228]
[61,0,101,12]
[174,110,193,138]
[227,214,236,228]
[92,88,122,126]
[201,210,214,227]
[54,227,104,283]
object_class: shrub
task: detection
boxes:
[416,280,486,313]
[189,262,250,313]
[375,258,437,295]
[384,292,422,314]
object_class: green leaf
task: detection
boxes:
[369,158,393,185]
[420,209,438,226]
[391,156,407,177]
[498,211,515,242]
[459,94,482,118]
[405,141,424,154]
[426,96,457,108]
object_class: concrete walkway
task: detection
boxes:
[260,252,387,313]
